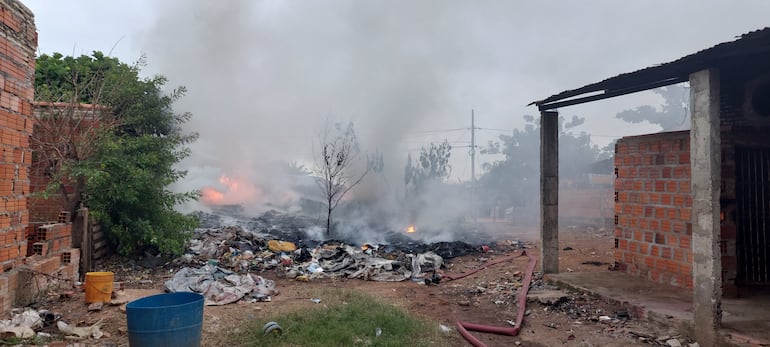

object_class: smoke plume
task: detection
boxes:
[140,1,506,221]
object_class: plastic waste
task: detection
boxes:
[307,262,324,274]
[268,240,297,252]
[411,255,422,280]
[57,319,104,339]
[263,321,283,336]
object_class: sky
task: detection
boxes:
[22,0,770,208]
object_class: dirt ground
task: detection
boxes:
[29,222,688,347]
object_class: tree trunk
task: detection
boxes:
[61,179,85,217]
[326,206,332,236]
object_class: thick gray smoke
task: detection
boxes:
[137,0,770,242]
[140,0,510,237]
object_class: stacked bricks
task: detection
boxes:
[26,222,72,257]
[17,215,79,307]
[614,131,694,288]
[0,0,36,314]
[16,248,80,307]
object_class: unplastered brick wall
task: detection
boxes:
[0,0,36,314]
[614,131,693,288]
[29,102,110,222]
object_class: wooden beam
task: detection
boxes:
[537,76,688,111]
[79,208,91,274]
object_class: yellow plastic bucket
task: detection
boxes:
[85,271,114,303]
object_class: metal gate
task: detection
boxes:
[736,147,770,284]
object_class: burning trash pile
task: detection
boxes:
[164,210,516,304]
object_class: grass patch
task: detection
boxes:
[0,335,48,346]
[231,288,441,346]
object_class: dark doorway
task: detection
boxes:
[736,147,770,285]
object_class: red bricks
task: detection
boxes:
[0,2,85,314]
[26,222,72,256]
[615,131,693,288]
[29,104,110,223]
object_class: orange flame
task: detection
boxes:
[201,174,263,205]
[406,225,416,233]
[201,187,225,204]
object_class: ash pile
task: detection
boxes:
[166,209,520,304]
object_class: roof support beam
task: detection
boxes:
[540,110,559,274]
[690,68,723,346]
[537,76,688,111]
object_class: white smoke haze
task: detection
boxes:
[140,0,502,240]
[132,0,770,243]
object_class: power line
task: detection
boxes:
[477,127,511,132]
[408,128,468,134]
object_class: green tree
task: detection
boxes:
[34,52,199,255]
[403,140,452,224]
[615,85,689,131]
[404,140,452,196]
[477,115,604,223]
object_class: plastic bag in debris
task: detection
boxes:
[0,309,43,338]
[306,262,324,274]
[306,245,443,282]
[12,310,42,329]
[57,319,103,339]
[164,264,277,305]
[410,252,443,280]
[187,238,220,259]
[268,240,297,252]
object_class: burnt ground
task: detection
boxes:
[28,222,691,347]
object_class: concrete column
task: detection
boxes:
[690,68,722,346]
[540,110,559,273]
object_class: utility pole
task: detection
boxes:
[470,110,477,224]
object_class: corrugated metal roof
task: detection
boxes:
[532,27,770,111]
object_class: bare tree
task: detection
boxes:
[31,57,121,218]
[31,102,115,214]
[313,121,370,236]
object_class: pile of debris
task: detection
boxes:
[166,209,531,305]
[0,308,103,341]
[176,224,447,281]
[166,226,467,304]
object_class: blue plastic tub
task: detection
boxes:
[126,292,205,347]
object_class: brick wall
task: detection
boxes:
[0,0,35,314]
[0,1,82,314]
[0,0,34,267]
[614,131,694,288]
[612,61,770,294]
[29,102,110,222]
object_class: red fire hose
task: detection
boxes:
[444,250,538,347]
